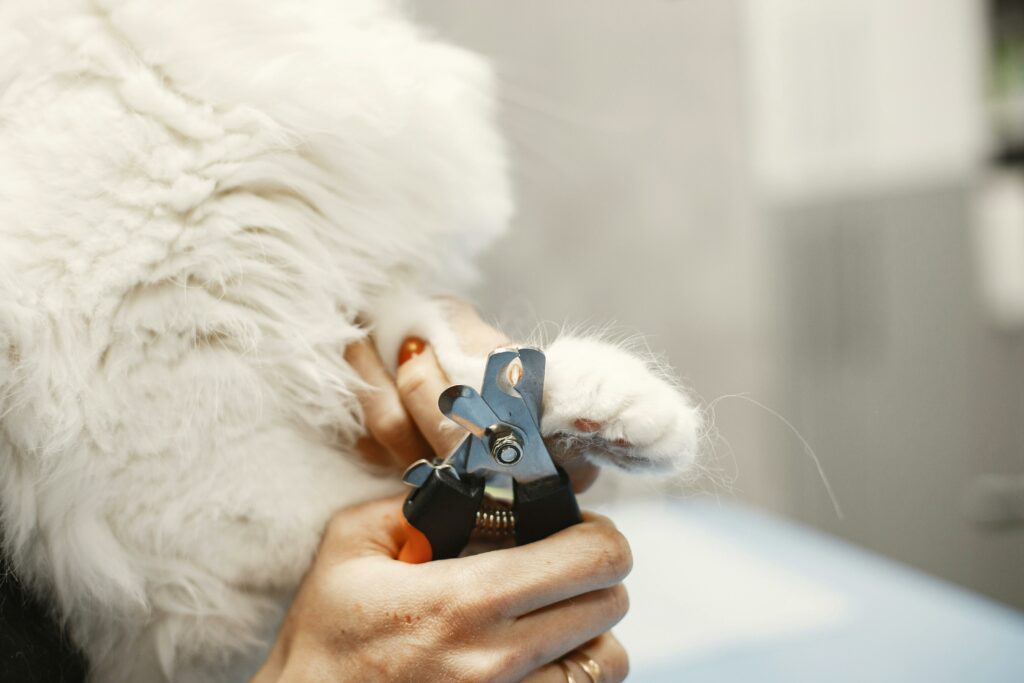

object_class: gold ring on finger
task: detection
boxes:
[567,651,604,683]
[559,659,578,683]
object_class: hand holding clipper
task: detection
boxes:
[399,347,582,562]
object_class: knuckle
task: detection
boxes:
[481,590,517,619]
[582,510,616,528]
[369,403,414,447]
[453,649,507,683]
[460,584,514,621]
[395,362,430,398]
[607,584,630,622]
[435,589,484,632]
[592,525,633,578]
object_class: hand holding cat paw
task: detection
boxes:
[345,306,604,491]
[352,299,701,485]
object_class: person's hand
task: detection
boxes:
[344,300,601,492]
[251,495,631,682]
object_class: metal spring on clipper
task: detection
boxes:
[475,499,515,537]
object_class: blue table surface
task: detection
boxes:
[600,498,1024,683]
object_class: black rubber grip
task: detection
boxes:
[403,468,485,560]
[513,466,582,546]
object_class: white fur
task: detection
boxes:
[0,1,700,681]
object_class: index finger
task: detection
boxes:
[345,338,434,468]
[394,344,465,457]
[452,512,633,617]
[437,297,512,355]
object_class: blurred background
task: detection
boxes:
[410,0,1024,611]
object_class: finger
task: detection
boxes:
[522,632,629,683]
[394,343,465,457]
[437,297,511,354]
[561,457,601,494]
[512,585,629,663]
[545,436,604,494]
[345,338,434,468]
[352,435,395,471]
[455,513,633,617]
[320,494,410,560]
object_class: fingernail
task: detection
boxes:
[397,336,428,366]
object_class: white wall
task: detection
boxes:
[744,0,987,201]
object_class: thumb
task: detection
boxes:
[320,494,410,561]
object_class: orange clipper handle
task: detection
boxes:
[398,519,433,564]
[399,467,484,563]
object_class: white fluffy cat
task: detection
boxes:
[0,1,701,680]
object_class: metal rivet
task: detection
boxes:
[490,433,523,466]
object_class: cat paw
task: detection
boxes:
[541,335,701,473]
